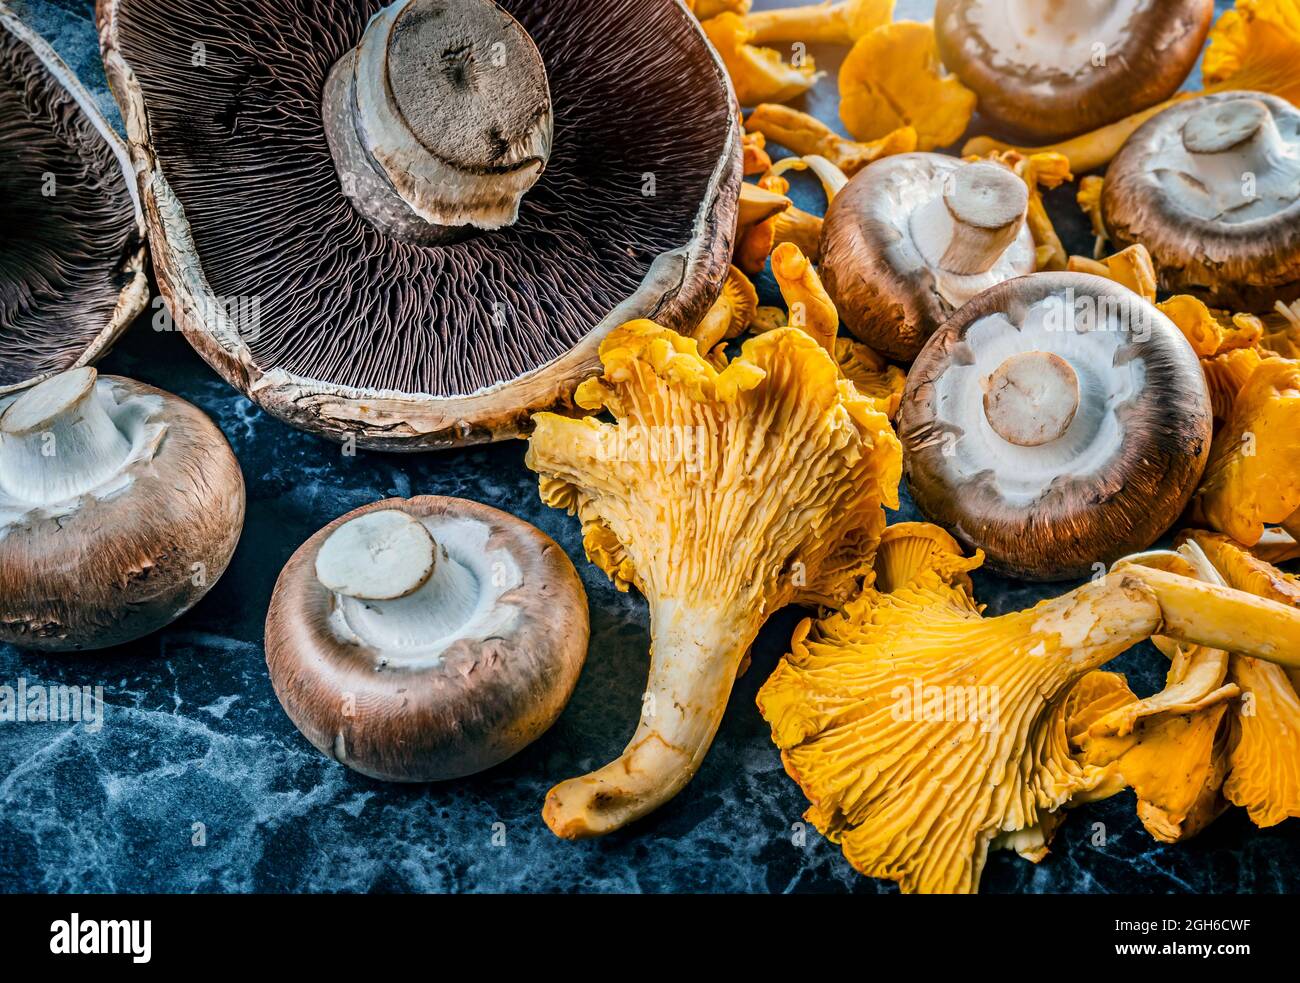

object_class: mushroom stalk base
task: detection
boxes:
[1124,565,1300,670]
[323,0,553,245]
[543,603,754,838]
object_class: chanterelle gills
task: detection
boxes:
[820,154,1034,361]
[0,367,244,651]
[1103,92,1300,312]
[758,525,1300,894]
[0,6,146,393]
[99,0,740,449]
[264,497,587,783]
[900,273,1212,581]
[526,320,902,838]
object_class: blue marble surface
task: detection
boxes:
[3,0,1296,894]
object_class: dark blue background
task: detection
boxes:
[3,0,1292,893]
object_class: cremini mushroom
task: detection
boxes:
[1103,92,1300,312]
[963,0,1300,174]
[0,368,244,651]
[899,273,1213,581]
[0,5,147,394]
[758,527,1300,893]
[820,154,1035,360]
[839,20,977,152]
[527,319,901,838]
[265,497,588,782]
[100,0,740,449]
[935,0,1214,143]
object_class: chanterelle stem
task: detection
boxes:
[0,367,131,505]
[323,0,553,244]
[982,350,1080,447]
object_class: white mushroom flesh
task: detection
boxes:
[321,512,521,668]
[929,288,1147,506]
[965,0,1143,85]
[0,368,164,532]
[1152,98,1300,223]
[894,158,1035,309]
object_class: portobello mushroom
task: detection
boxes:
[0,3,147,394]
[98,0,741,450]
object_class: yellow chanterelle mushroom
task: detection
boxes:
[528,320,902,838]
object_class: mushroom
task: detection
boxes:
[0,5,147,394]
[692,265,758,356]
[701,11,821,106]
[820,154,1035,360]
[971,148,1073,270]
[899,272,1213,581]
[839,20,977,152]
[746,103,918,176]
[265,497,588,782]
[757,530,1300,893]
[1067,243,1158,302]
[0,368,244,651]
[742,0,894,46]
[1103,92,1300,312]
[935,0,1214,143]
[99,0,740,450]
[527,319,902,837]
[963,0,1300,174]
[1191,356,1300,547]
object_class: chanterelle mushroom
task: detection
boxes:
[1103,92,1300,312]
[900,273,1213,581]
[935,0,1214,143]
[0,368,244,651]
[759,529,1300,893]
[527,319,901,837]
[0,4,147,394]
[99,0,740,450]
[265,497,588,782]
[821,153,1035,360]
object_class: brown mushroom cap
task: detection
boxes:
[99,0,740,451]
[264,496,589,782]
[1103,91,1300,312]
[0,368,245,650]
[899,272,1212,581]
[820,153,1035,361]
[0,5,147,394]
[935,0,1213,143]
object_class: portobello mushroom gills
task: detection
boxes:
[0,4,147,394]
[100,0,741,450]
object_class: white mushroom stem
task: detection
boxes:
[323,0,553,243]
[544,601,751,838]
[0,367,131,505]
[1181,98,1295,192]
[315,510,481,656]
[982,350,1080,447]
[914,162,1029,276]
